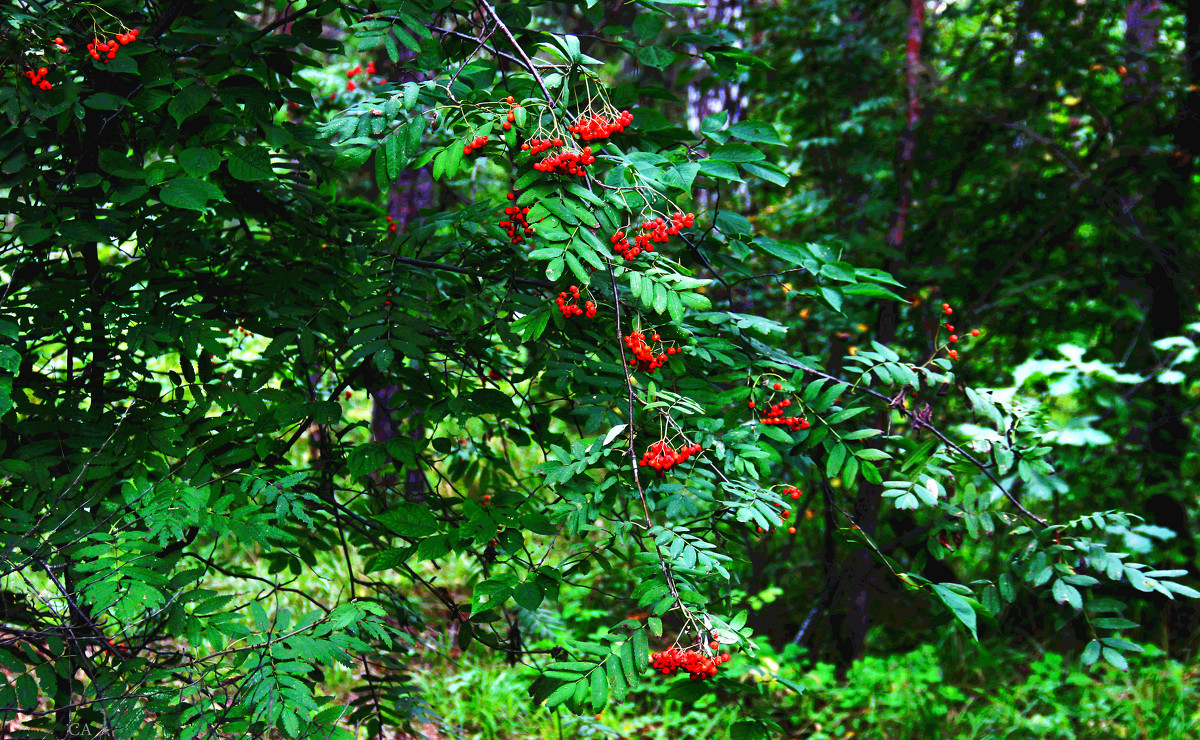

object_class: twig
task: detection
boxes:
[754,346,1048,526]
[477,0,555,104]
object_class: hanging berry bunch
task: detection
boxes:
[521,136,563,156]
[649,646,730,680]
[782,484,803,500]
[749,382,808,432]
[24,67,51,91]
[624,330,683,373]
[569,109,634,141]
[609,212,694,261]
[52,37,69,53]
[462,135,488,155]
[938,302,981,361]
[639,440,702,474]
[555,285,596,318]
[88,28,138,64]
[345,61,376,91]
[499,196,534,245]
[501,95,520,131]
[533,146,596,177]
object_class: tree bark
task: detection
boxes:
[832,0,925,674]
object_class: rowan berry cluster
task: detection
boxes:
[649,647,729,680]
[555,285,596,318]
[463,135,488,155]
[610,212,694,261]
[569,110,634,141]
[385,216,397,233]
[640,440,702,472]
[500,198,534,244]
[534,146,595,177]
[501,96,520,130]
[88,29,137,63]
[782,484,803,500]
[939,303,981,361]
[624,331,683,373]
[24,67,52,90]
[52,37,69,53]
[345,61,376,91]
[521,137,562,155]
[752,393,808,432]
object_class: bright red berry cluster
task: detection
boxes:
[500,198,534,244]
[385,216,397,233]
[24,67,51,91]
[782,485,803,500]
[649,647,729,680]
[501,97,521,130]
[534,146,595,177]
[639,440,702,472]
[569,110,634,141]
[345,61,376,91]
[88,29,137,63]
[752,395,808,432]
[521,137,562,155]
[555,285,596,318]
[610,212,694,261]
[624,331,683,372]
[52,37,69,53]
[939,303,981,361]
[463,135,488,155]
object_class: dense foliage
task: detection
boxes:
[1,1,1197,738]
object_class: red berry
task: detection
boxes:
[971,329,980,337]
[748,401,756,409]
[773,382,782,390]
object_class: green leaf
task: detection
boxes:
[0,346,19,373]
[1101,647,1128,671]
[472,576,516,615]
[729,120,785,145]
[563,251,590,283]
[546,257,565,281]
[632,627,649,669]
[754,237,810,267]
[699,159,744,182]
[932,583,978,640]
[15,673,36,711]
[1099,636,1144,653]
[825,443,846,478]
[179,148,221,178]
[1081,639,1101,666]
[159,178,222,212]
[711,142,766,163]
[637,46,676,68]
[589,665,608,711]
[169,83,209,124]
[544,681,577,709]
[842,283,907,302]
[1052,578,1082,610]
[513,581,544,611]
[372,503,436,537]
[741,162,790,187]
[85,92,131,110]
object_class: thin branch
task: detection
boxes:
[477,0,555,104]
